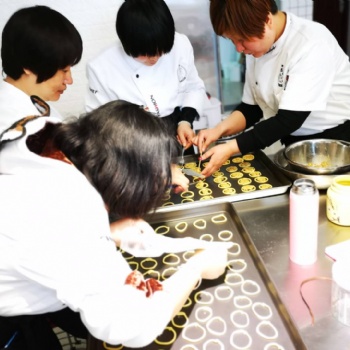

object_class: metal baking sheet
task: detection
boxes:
[158,150,291,213]
[103,203,305,350]
[274,149,350,190]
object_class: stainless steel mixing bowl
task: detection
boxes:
[283,139,350,175]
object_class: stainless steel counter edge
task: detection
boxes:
[232,191,350,350]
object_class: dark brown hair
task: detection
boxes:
[210,0,278,40]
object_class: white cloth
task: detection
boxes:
[243,13,350,136]
[85,32,206,117]
[0,117,175,346]
[0,80,63,134]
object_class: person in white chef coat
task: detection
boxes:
[0,99,230,349]
[193,0,350,177]
[0,5,83,134]
[85,0,208,152]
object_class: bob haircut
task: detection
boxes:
[210,0,278,40]
[53,100,178,218]
[116,0,175,57]
[1,5,82,83]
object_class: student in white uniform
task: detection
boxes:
[0,100,230,349]
[85,0,207,152]
[193,0,350,177]
[0,5,83,134]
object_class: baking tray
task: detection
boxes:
[103,202,306,350]
[157,150,291,213]
[274,149,350,190]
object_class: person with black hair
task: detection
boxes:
[85,0,207,151]
[194,0,350,177]
[0,99,230,349]
[0,5,83,133]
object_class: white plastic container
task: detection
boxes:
[289,178,319,265]
[327,175,350,226]
[332,257,350,326]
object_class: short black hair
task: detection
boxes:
[1,5,82,83]
[116,0,175,57]
[53,100,178,218]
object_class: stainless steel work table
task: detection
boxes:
[233,191,350,349]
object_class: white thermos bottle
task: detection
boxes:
[289,178,319,265]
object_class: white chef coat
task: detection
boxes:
[0,79,63,134]
[85,32,206,118]
[243,13,350,136]
[0,117,176,347]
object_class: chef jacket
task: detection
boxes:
[242,12,350,137]
[0,117,176,347]
[0,80,63,134]
[85,32,206,118]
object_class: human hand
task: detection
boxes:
[192,127,222,154]
[200,140,239,177]
[171,163,189,193]
[188,245,230,280]
[177,122,195,149]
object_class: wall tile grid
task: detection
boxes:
[280,0,314,20]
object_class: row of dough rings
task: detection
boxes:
[181,191,195,199]
[163,253,181,265]
[195,306,213,322]
[206,316,227,336]
[223,187,236,195]
[211,214,227,223]
[259,183,273,189]
[228,242,241,256]
[233,295,252,309]
[200,195,214,200]
[264,342,285,350]
[242,166,255,173]
[230,329,252,349]
[155,225,170,235]
[230,172,244,179]
[227,259,247,273]
[238,178,252,185]
[199,188,212,196]
[175,222,188,232]
[218,230,233,241]
[172,311,189,328]
[195,181,208,189]
[193,218,206,229]
[162,267,178,279]
[194,290,214,304]
[252,302,273,320]
[212,171,224,177]
[255,176,269,183]
[200,233,214,241]
[182,322,206,343]
[241,184,256,192]
[225,272,244,286]
[213,176,227,183]
[182,198,194,203]
[241,279,261,296]
[214,285,234,300]
[140,258,157,270]
[203,339,225,350]
[155,326,177,346]
[256,321,279,340]
[239,161,251,168]
[143,270,160,280]
[230,310,249,328]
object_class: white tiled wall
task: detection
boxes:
[280,0,314,20]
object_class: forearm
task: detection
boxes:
[215,110,246,137]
